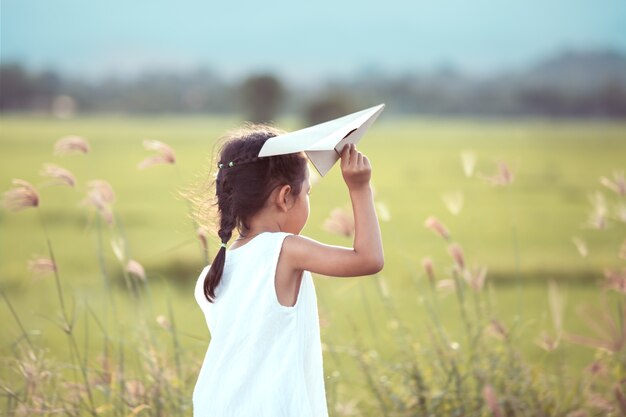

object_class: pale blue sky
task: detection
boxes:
[2,0,625,83]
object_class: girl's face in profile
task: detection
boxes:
[285,165,311,235]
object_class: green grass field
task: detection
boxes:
[1,114,625,415]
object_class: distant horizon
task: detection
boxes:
[3,0,626,86]
[3,47,625,88]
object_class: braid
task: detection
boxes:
[217,200,237,244]
[203,173,237,301]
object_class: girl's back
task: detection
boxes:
[192,231,327,417]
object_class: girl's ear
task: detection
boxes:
[275,184,293,212]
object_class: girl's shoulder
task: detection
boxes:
[280,233,317,252]
[275,233,319,266]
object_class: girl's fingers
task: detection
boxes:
[341,144,351,166]
[342,144,371,171]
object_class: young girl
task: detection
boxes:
[192,124,384,416]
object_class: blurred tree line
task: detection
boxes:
[1,50,625,122]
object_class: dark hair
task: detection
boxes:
[202,124,308,302]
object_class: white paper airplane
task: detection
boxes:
[258,103,385,176]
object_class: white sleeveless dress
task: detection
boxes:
[192,231,328,417]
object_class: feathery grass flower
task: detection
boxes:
[441,191,463,215]
[535,331,560,352]
[536,280,565,351]
[39,163,77,187]
[602,267,626,295]
[125,380,146,405]
[319,309,332,329]
[138,139,176,169]
[323,207,355,238]
[586,392,615,413]
[548,280,565,335]
[14,347,54,400]
[436,278,456,295]
[497,162,514,185]
[482,384,503,417]
[334,399,359,416]
[87,180,115,204]
[27,255,57,277]
[600,170,625,196]
[81,180,115,225]
[424,216,450,240]
[110,236,126,262]
[614,202,626,224]
[572,236,589,258]
[584,360,608,378]
[156,315,171,331]
[126,259,146,281]
[197,226,209,252]
[375,201,391,222]
[2,179,40,211]
[584,191,608,229]
[91,354,113,387]
[447,243,465,270]
[462,264,487,291]
[566,295,626,353]
[460,150,476,178]
[479,162,514,186]
[422,257,435,285]
[614,383,626,415]
[54,135,90,155]
[486,319,508,341]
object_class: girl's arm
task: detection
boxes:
[282,143,384,277]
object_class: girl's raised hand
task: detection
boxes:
[280,142,383,278]
[340,143,371,191]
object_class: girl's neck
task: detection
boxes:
[237,221,284,241]
[235,228,277,242]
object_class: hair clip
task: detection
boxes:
[220,242,227,248]
[217,157,262,169]
[217,161,235,169]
